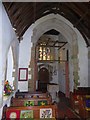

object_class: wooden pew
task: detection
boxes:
[79,95,90,119]
[15,91,50,98]
[70,92,80,114]
[5,104,58,119]
[11,97,52,107]
[70,88,90,118]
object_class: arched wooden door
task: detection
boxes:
[38,67,49,92]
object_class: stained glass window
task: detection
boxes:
[38,46,51,60]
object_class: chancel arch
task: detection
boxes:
[29,14,88,93]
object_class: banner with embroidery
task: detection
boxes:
[24,101,34,106]
[38,100,47,106]
[40,108,52,118]
[20,110,33,119]
[6,109,20,119]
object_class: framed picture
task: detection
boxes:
[18,68,28,81]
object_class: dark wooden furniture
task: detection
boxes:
[11,97,52,107]
[38,81,49,92]
[15,91,51,98]
[70,92,80,114]
[5,104,58,119]
[70,87,90,119]
[79,95,90,119]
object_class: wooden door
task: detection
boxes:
[38,67,49,92]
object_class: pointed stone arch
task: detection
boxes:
[30,15,79,91]
[26,13,88,92]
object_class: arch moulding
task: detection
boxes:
[30,15,79,90]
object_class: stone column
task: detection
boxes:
[72,36,79,89]
[12,40,19,91]
[29,43,36,91]
[13,64,18,90]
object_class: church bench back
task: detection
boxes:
[79,95,90,119]
[5,104,58,119]
[70,90,90,119]
[11,97,52,107]
[70,88,90,111]
[15,91,50,98]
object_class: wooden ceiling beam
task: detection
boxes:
[37,45,61,48]
[58,42,68,50]
[53,41,58,46]
[3,2,90,45]
[64,3,86,17]
[13,5,33,27]
[38,60,66,62]
[36,42,68,48]
[5,2,14,11]
[15,2,89,42]
[74,2,89,13]
[74,10,88,28]
[16,7,50,34]
[15,3,39,31]
[11,4,29,23]
[7,3,21,16]
[12,4,32,26]
[16,16,33,35]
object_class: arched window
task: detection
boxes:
[38,46,51,60]
[4,46,15,95]
[6,47,14,86]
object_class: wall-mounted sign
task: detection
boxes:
[18,68,28,81]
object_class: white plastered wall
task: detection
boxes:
[0,4,19,119]
[0,3,3,118]
[18,26,33,91]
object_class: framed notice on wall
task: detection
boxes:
[18,68,28,81]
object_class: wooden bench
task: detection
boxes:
[70,88,90,118]
[79,95,90,119]
[15,91,51,98]
[5,104,58,119]
[11,97,52,107]
[70,92,80,114]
